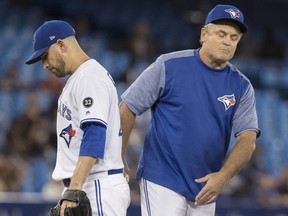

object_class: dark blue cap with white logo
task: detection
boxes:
[26,20,76,64]
[205,5,248,33]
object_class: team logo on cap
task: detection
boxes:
[218,94,236,111]
[225,9,241,19]
[60,124,76,147]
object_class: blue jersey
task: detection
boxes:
[121,49,259,202]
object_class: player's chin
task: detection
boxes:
[218,53,233,63]
[52,70,65,78]
[56,74,65,78]
[219,49,230,56]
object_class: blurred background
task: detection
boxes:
[0,0,288,215]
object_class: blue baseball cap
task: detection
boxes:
[26,20,76,65]
[205,5,248,33]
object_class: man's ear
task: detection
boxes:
[56,39,66,52]
[200,27,207,45]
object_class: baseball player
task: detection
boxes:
[26,20,130,215]
[120,5,260,216]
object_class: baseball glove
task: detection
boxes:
[48,189,92,216]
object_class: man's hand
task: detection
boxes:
[60,200,78,216]
[123,158,130,183]
[194,172,228,205]
[47,190,91,216]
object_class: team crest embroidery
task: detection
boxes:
[60,124,76,147]
[218,94,236,111]
[225,9,241,19]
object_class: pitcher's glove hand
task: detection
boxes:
[48,189,92,216]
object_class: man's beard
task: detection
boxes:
[54,54,67,77]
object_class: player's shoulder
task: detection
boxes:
[82,59,106,73]
[158,49,196,62]
[228,62,251,84]
[77,59,108,78]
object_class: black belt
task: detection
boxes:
[63,168,123,187]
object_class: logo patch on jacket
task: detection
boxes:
[218,94,236,111]
[60,124,76,147]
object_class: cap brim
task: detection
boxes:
[25,47,49,65]
[229,20,248,33]
[212,18,248,33]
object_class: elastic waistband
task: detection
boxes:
[63,168,123,187]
